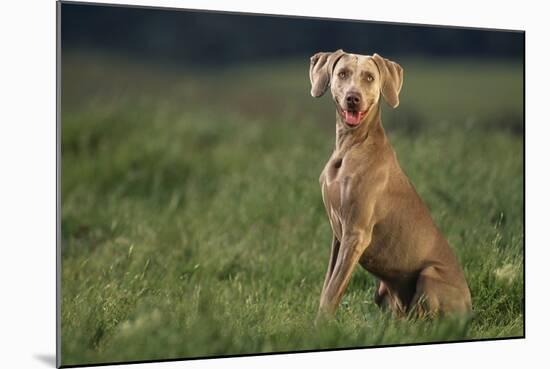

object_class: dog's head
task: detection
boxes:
[309,50,403,128]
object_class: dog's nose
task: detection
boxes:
[345,92,361,106]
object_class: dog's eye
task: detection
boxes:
[338,71,347,79]
[367,75,374,82]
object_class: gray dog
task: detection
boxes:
[310,49,472,321]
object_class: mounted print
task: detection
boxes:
[58,1,525,367]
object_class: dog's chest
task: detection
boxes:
[319,155,353,239]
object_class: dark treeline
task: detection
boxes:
[61,2,524,65]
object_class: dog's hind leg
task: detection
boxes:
[374,280,390,309]
[408,266,471,318]
[408,267,442,319]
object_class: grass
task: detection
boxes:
[60,53,524,366]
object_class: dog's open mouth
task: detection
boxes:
[337,105,369,127]
[343,110,367,126]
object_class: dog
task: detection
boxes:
[309,50,472,321]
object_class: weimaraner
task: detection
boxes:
[310,50,472,321]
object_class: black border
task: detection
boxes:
[56,1,526,368]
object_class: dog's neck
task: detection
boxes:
[334,104,384,153]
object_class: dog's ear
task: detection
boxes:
[309,49,345,97]
[372,53,403,108]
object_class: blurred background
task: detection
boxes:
[60,2,524,366]
[61,3,523,64]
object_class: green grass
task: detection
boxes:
[60,53,524,366]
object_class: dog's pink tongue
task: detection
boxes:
[344,111,361,125]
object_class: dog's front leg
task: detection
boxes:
[317,229,372,320]
[321,235,340,297]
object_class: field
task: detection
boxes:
[60,53,524,366]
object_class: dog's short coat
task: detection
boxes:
[310,50,472,320]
